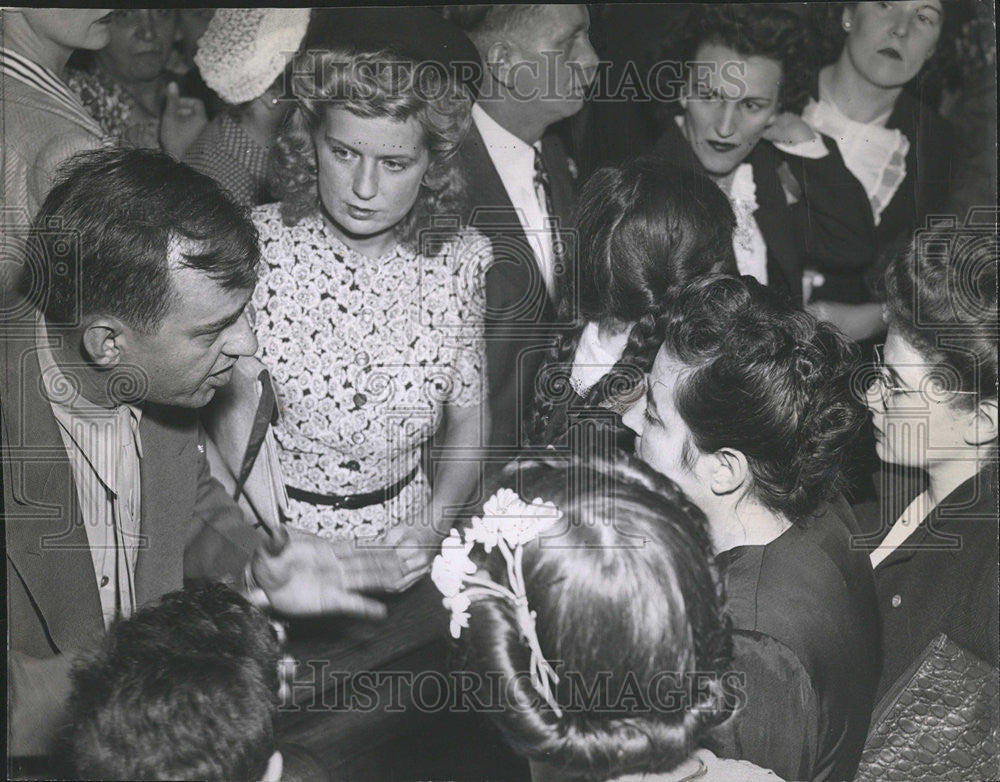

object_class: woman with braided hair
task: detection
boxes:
[439,453,780,781]
[526,157,737,448]
[622,275,880,781]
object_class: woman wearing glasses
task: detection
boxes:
[860,229,998,701]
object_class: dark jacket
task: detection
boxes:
[854,464,1000,702]
[653,119,873,306]
[457,121,576,451]
[710,497,881,782]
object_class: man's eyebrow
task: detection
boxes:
[194,307,245,335]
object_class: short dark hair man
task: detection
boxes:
[3,148,390,759]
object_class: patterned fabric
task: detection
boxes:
[67,67,160,149]
[728,163,769,285]
[183,114,269,206]
[251,204,490,540]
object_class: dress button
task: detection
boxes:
[100,576,110,587]
[891,594,902,608]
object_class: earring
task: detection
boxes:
[843,20,852,31]
[270,97,279,106]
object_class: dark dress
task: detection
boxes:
[708,497,881,782]
[854,464,1000,702]
[805,90,956,305]
[653,118,873,307]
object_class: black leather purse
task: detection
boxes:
[856,633,1000,782]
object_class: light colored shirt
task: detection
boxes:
[570,320,630,396]
[472,103,556,298]
[870,490,929,568]
[35,315,144,628]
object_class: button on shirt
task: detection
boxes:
[472,103,557,298]
[35,315,143,629]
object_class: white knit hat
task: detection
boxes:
[195,8,310,105]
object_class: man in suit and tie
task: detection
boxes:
[2,148,392,761]
[449,5,599,451]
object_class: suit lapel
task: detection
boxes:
[2,324,104,651]
[133,404,197,605]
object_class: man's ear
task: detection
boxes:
[707,447,750,496]
[485,40,515,88]
[964,399,999,447]
[261,749,283,782]
[81,316,126,369]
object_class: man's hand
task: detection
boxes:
[160,82,207,159]
[763,112,817,146]
[248,528,394,619]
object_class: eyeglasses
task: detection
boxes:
[867,344,979,408]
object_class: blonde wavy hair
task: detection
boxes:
[270,45,472,254]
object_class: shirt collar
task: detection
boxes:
[1,47,104,134]
[35,313,144,450]
[472,103,537,168]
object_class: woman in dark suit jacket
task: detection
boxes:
[857,228,998,699]
[800,0,955,341]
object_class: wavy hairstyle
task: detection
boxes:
[270,44,472,253]
[527,158,737,444]
[660,275,865,523]
[456,453,734,780]
[882,229,998,411]
[680,4,813,113]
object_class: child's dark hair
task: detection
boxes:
[456,452,734,780]
[527,157,737,445]
[660,275,865,523]
[68,583,282,781]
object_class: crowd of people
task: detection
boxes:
[1,4,996,782]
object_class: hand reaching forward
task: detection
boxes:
[248,527,403,619]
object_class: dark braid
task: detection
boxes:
[525,157,737,446]
[525,297,586,445]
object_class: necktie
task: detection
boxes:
[533,145,561,296]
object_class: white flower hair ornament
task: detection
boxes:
[431,488,564,717]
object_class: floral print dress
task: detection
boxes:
[251,203,490,541]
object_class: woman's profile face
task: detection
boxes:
[622,349,716,514]
[865,326,975,469]
[842,1,943,90]
[314,107,430,254]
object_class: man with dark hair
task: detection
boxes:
[448,4,599,451]
[68,583,285,781]
[2,148,393,760]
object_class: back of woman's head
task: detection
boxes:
[660,275,864,523]
[458,452,734,780]
[883,229,998,408]
[575,157,737,326]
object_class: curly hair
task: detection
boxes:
[659,275,865,524]
[68,583,282,781]
[527,158,737,444]
[680,4,813,113]
[455,452,735,780]
[882,229,998,411]
[269,44,472,254]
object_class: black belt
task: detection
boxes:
[286,466,419,510]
